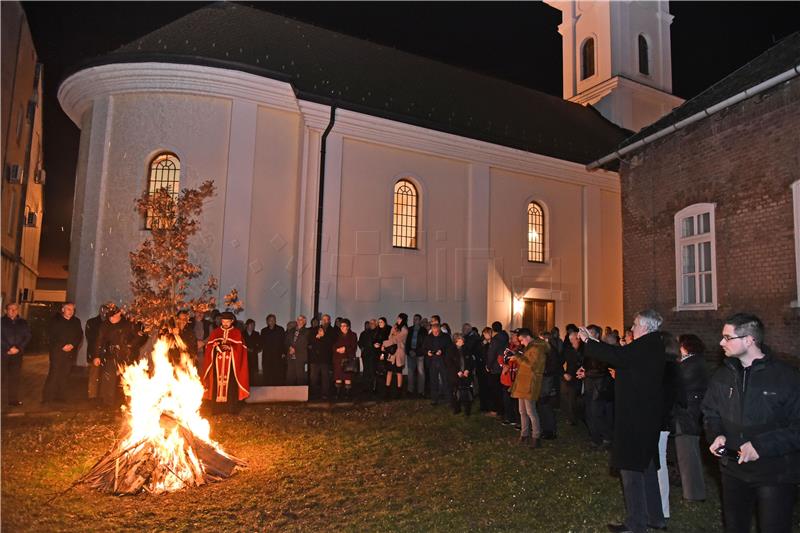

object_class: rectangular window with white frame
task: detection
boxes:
[675,203,717,310]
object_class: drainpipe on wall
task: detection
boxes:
[585,65,800,171]
[312,106,337,320]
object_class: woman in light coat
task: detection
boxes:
[381,313,409,399]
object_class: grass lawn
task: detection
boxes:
[1,396,727,532]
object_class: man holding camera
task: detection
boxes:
[579,309,667,533]
[702,313,800,533]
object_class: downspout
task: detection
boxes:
[313,105,336,319]
[586,65,800,171]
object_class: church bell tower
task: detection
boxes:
[545,0,684,132]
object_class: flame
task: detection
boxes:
[118,338,218,493]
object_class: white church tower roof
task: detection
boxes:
[546,0,685,132]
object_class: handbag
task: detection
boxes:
[384,344,398,355]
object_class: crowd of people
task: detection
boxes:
[1,302,798,533]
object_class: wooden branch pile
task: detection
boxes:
[77,413,246,495]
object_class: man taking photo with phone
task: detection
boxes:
[702,313,800,533]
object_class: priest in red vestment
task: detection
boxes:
[201,312,249,412]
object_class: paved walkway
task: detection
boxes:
[1,354,95,418]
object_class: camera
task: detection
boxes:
[502,347,520,364]
[715,446,740,459]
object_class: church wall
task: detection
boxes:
[333,137,471,329]
[246,105,303,325]
[488,167,584,330]
[67,92,232,357]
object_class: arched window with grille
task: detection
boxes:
[638,34,650,75]
[145,152,180,229]
[581,37,595,80]
[392,179,418,249]
[527,201,545,263]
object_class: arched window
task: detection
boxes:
[638,34,650,75]
[527,201,545,263]
[392,179,418,249]
[145,152,180,229]
[581,38,595,80]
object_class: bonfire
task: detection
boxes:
[77,337,245,495]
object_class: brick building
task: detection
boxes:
[590,32,800,360]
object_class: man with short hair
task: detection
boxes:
[422,322,451,405]
[509,328,548,449]
[84,305,108,402]
[285,315,311,385]
[94,303,147,408]
[260,314,286,386]
[309,313,335,400]
[580,310,667,533]
[702,313,800,533]
[43,302,84,403]
[405,313,427,397]
[1,303,31,406]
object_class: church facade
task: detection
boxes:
[58,2,680,348]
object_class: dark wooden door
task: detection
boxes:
[522,299,555,335]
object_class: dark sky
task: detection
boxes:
[21,1,800,279]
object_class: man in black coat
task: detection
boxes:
[702,313,800,533]
[93,303,146,408]
[309,314,335,400]
[405,314,428,397]
[260,314,286,386]
[84,305,107,402]
[483,321,508,416]
[43,302,84,403]
[1,303,32,406]
[580,309,667,533]
[422,322,452,405]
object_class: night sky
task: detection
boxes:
[20,1,800,279]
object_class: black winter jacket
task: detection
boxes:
[485,331,509,375]
[48,314,84,355]
[701,354,800,483]
[673,354,707,436]
[1,316,31,356]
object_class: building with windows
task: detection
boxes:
[58,2,683,352]
[1,1,45,311]
[590,32,800,359]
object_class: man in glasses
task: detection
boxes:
[702,313,800,533]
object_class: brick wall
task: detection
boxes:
[620,77,800,362]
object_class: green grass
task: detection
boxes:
[2,400,725,532]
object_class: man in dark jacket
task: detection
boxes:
[484,321,509,416]
[285,314,311,386]
[93,303,146,408]
[422,322,451,405]
[309,314,335,400]
[702,313,800,533]
[1,303,32,406]
[581,309,667,533]
[42,302,84,403]
[358,319,378,394]
[260,314,286,386]
[539,329,564,439]
[579,324,614,448]
[84,305,107,402]
[561,324,583,426]
[405,313,428,397]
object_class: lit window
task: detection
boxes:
[581,38,595,80]
[392,179,418,249]
[527,201,545,263]
[675,203,717,310]
[638,34,650,75]
[145,153,180,229]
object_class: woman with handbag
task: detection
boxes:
[332,318,359,401]
[381,313,409,400]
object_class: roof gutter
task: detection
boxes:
[586,64,800,171]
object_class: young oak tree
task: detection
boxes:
[127,180,219,333]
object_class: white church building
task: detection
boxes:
[58,1,681,343]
